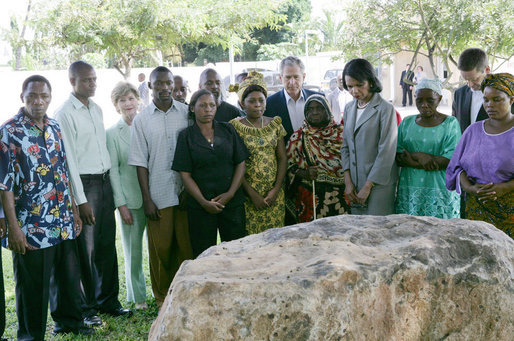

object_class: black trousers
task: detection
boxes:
[402,86,413,106]
[78,175,121,317]
[188,205,247,258]
[13,239,84,341]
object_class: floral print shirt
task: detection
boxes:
[0,109,76,249]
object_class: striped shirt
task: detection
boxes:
[128,101,188,209]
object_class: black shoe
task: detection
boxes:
[53,325,95,336]
[103,307,133,318]
[84,315,103,326]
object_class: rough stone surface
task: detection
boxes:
[149,215,514,341]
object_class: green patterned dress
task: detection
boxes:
[230,117,286,234]
[395,115,461,218]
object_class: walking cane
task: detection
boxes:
[312,180,316,220]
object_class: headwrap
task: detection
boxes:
[286,94,344,184]
[304,94,333,124]
[416,78,443,95]
[481,73,514,97]
[228,70,267,103]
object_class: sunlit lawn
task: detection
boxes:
[2,220,158,340]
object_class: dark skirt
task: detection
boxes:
[465,193,514,238]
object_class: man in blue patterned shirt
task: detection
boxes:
[0,75,94,338]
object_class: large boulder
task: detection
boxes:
[149,214,514,340]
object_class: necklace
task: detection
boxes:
[357,101,369,109]
[205,133,214,147]
[245,116,263,128]
[244,117,265,145]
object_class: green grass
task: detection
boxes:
[1,222,158,340]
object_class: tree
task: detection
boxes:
[316,9,344,52]
[253,0,312,61]
[338,0,514,87]
[30,0,287,78]
[2,0,33,70]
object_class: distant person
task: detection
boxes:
[55,61,131,327]
[173,89,248,257]
[231,72,249,110]
[230,71,287,234]
[0,75,93,338]
[264,56,324,142]
[414,66,427,83]
[400,64,414,106]
[341,58,398,215]
[395,78,461,218]
[129,66,193,307]
[235,72,248,84]
[173,75,188,104]
[106,82,148,310]
[327,74,350,124]
[138,73,150,110]
[199,68,242,122]
[447,73,514,238]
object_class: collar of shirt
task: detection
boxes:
[17,108,56,129]
[284,88,305,104]
[470,89,484,124]
[149,100,181,115]
[69,93,95,109]
[284,89,306,132]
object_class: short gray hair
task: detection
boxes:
[111,81,140,109]
[279,56,305,74]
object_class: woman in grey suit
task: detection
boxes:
[106,82,147,309]
[341,59,398,215]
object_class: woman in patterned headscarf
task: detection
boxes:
[230,71,287,234]
[286,94,350,223]
[446,73,514,238]
[395,78,462,218]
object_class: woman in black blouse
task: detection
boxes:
[172,89,249,257]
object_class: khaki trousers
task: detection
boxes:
[147,206,192,306]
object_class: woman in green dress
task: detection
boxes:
[395,78,461,218]
[230,71,287,234]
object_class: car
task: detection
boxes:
[321,69,344,94]
[223,68,282,93]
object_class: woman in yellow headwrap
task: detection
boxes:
[446,73,514,238]
[230,71,287,234]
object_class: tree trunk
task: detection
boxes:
[14,0,32,70]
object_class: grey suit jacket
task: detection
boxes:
[341,93,398,191]
[106,118,143,209]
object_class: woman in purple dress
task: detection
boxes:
[446,73,514,238]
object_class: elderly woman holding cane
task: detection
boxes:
[446,73,514,238]
[286,94,350,223]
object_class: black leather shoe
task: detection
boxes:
[53,326,95,336]
[103,307,133,318]
[84,315,103,326]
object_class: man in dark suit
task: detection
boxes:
[264,56,323,142]
[199,68,242,122]
[399,64,414,107]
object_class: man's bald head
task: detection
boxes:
[199,68,222,104]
